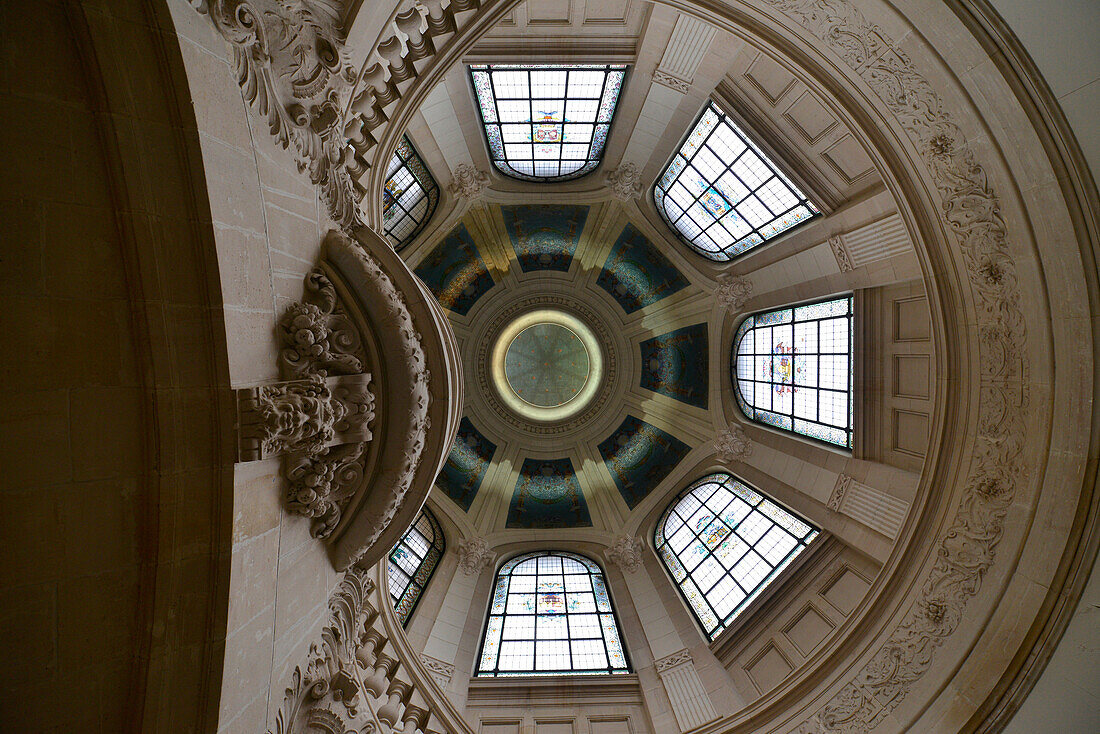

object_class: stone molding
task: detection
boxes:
[653,69,691,93]
[192,0,361,228]
[715,273,753,313]
[448,164,490,200]
[828,474,853,512]
[419,654,456,688]
[606,162,643,200]
[828,234,855,272]
[456,538,496,576]
[655,648,693,674]
[714,424,753,463]
[605,535,645,574]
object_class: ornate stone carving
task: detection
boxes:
[715,273,753,313]
[285,442,368,539]
[828,474,853,511]
[605,535,644,574]
[715,424,753,463]
[655,648,693,673]
[193,0,361,228]
[419,654,455,689]
[606,162,643,200]
[447,163,490,200]
[270,563,376,734]
[828,234,855,272]
[279,269,364,379]
[457,538,495,576]
[745,0,1030,731]
[653,69,691,93]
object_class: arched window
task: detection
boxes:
[387,507,445,626]
[382,136,440,251]
[655,473,819,640]
[469,64,626,182]
[732,295,854,448]
[477,551,630,676]
[655,102,818,261]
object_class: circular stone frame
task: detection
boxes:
[489,309,605,422]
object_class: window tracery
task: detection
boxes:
[732,295,854,448]
[469,64,626,182]
[387,507,445,626]
[477,551,630,676]
[655,473,819,640]
[382,136,440,251]
[655,102,818,260]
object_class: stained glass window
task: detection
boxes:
[469,65,627,182]
[477,551,631,676]
[655,102,818,261]
[655,473,819,640]
[388,507,445,626]
[732,295,854,448]
[382,136,440,251]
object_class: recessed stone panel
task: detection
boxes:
[892,409,929,458]
[821,134,875,184]
[894,354,931,399]
[894,296,931,341]
[743,52,796,106]
[782,91,838,144]
[821,567,870,615]
[745,643,793,694]
[783,604,835,657]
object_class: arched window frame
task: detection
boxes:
[387,507,445,627]
[731,294,855,449]
[468,64,627,182]
[476,551,632,677]
[382,135,440,251]
[654,101,819,261]
[654,473,820,640]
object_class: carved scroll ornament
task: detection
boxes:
[714,424,754,463]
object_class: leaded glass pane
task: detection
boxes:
[382,136,440,251]
[387,507,445,626]
[655,102,818,260]
[654,473,820,640]
[732,295,854,448]
[476,551,631,676]
[469,65,627,182]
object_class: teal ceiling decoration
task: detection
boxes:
[413,223,495,315]
[596,224,689,314]
[506,457,592,528]
[502,204,589,272]
[639,323,709,408]
[598,415,691,509]
[435,417,496,511]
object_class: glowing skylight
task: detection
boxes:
[656,102,818,260]
[382,136,440,251]
[469,64,626,182]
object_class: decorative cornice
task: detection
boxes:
[714,424,753,463]
[653,69,691,93]
[828,474,853,512]
[193,0,361,229]
[606,162,643,200]
[456,538,496,576]
[715,273,753,313]
[655,648,693,674]
[605,535,645,574]
[828,234,855,272]
[448,164,490,200]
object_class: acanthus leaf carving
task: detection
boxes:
[447,163,490,200]
[715,273,753,313]
[828,474,854,511]
[829,234,855,272]
[605,535,645,574]
[655,648,693,674]
[279,268,365,379]
[456,537,495,576]
[715,424,753,463]
[419,654,456,688]
[653,69,691,93]
[196,0,362,229]
[285,441,368,539]
[606,161,643,200]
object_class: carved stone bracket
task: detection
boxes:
[653,69,691,93]
[447,164,490,200]
[828,474,854,511]
[655,648,693,674]
[715,424,753,463]
[457,538,496,576]
[605,535,645,574]
[193,0,362,228]
[419,654,456,689]
[606,162,643,200]
[715,273,753,313]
